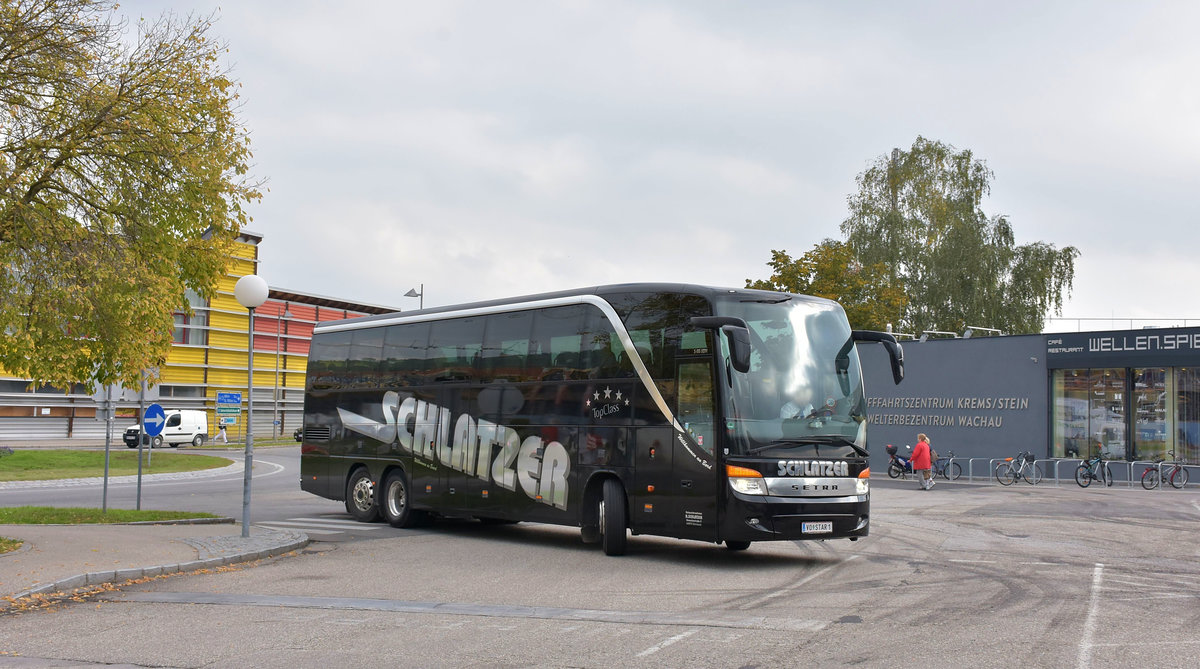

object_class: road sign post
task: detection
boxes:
[143,403,166,437]
[139,401,165,510]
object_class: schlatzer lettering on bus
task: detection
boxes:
[776,459,849,477]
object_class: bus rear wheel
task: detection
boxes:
[599,479,627,556]
[346,468,380,522]
[380,469,415,528]
[725,540,751,551]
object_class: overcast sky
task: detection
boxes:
[124,1,1200,331]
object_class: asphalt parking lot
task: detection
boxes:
[2,478,1198,668]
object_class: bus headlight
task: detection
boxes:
[856,468,870,495]
[727,464,766,496]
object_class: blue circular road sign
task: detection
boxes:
[143,403,166,437]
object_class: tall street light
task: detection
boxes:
[274,304,293,438]
[234,273,268,538]
[405,284,424,310]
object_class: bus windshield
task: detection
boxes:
[714,295,867,459]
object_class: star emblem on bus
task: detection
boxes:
[587,387,626,407]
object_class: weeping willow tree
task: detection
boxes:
[0,0,261,390]
[840,137,1077,335]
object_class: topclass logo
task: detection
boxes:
[339,391,570,510]
[586,385,628,420]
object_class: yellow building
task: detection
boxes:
[0,231,395,444]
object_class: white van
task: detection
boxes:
[123,409,209,448]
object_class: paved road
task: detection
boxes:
[2,478,1198,668]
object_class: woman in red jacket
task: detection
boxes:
[912,433,934,489]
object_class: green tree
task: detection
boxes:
[0,0,260,390]
[746,239,908,331]
[840,137,1077,335]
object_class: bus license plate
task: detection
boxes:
[802,521,833,534]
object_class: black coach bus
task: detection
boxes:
[299,283,903,555]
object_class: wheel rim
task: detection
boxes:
[386,479,407,517]
[352,477,374,512]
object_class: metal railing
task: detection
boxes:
[941,456,1196,488]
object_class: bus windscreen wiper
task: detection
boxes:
[747,435,865,456]
[741,296,792,304]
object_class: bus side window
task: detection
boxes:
[383,322,430,386]
[677,359,715,454]
[429,317,484,383]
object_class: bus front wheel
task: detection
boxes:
[725,540,751,551]
[346,468,380,523]
[599,479,627,556]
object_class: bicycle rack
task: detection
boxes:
[955,458,1013,484]
[1052,458,1083,486]
[941,456,1196,489]
[1131,460,1197,490]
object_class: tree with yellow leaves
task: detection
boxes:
[0,0,260,390]
[746,239,908,332]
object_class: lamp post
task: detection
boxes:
[274,305,293,439]
[405,284,424,310]
[234,273,268,538]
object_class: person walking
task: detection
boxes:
[215,424,228,444]
[912,433,934,489]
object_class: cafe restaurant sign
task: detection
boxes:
[1045,327,1200,368]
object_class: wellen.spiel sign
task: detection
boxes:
[1045,327,1200,368]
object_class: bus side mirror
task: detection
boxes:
[689,316,752,374]
[852,330,905,385]
[722,325,751,374]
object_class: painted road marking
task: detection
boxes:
[636,629,699,657]
[1077,563,1105,669]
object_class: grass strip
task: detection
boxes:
[0,450,230,482]
[0,506,219,525]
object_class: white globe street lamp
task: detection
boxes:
[234,273,268,538]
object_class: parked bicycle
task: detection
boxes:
[933,450,961,480]
[1075,453,1112,488]
[1141,451,1190,490]
[996,451,1042,485]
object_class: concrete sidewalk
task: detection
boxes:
[0,521,308,604]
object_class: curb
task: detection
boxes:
[5,527,310,602]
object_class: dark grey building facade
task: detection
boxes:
[859,326,1200,475]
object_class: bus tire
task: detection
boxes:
[380,469,414,528]
[599,478,627,556]
[725,540,751,551]
[345,468,380,523]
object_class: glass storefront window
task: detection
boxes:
[1090,369,1126,460]
[1133,368,1168,461]
[1052,369,1089,458]
[1177,368,1200,464]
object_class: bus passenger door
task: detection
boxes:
[666,357,720,540]
[632,423,673,535]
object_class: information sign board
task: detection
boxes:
[217,392,242,405]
